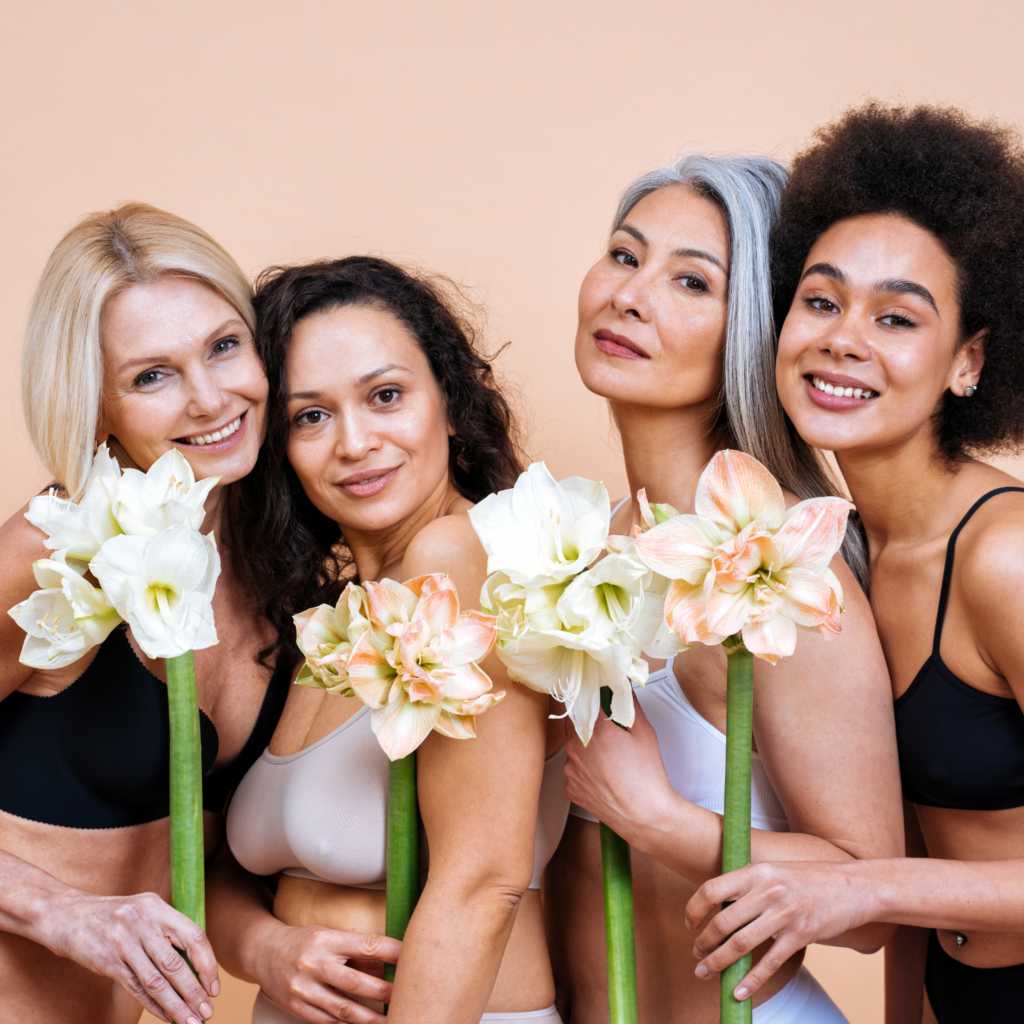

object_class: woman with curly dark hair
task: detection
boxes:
[685,104,1024,1023]
[204,256,569,1024]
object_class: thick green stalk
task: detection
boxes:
[600,823,639,1024]
[721,647,754,1024]
[166,651,205,931]
[385,752,419,986]
[598,684,639,1024]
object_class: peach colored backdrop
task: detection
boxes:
[3,1,1023,1021]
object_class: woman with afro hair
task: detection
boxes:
[684,103,1024,1023]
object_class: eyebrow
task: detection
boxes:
[617,224,726,272]
[287,364,411,401]
[115,317,248,375]
[801,263,939,313]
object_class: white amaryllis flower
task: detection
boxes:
[110,448,219,536]
[90,524,220,660]
[479,551,651,745]
[8,558,121,669]
[468,462,610,586]
[25,443,122,565]
[293,583,370,695]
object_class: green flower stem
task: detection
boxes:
[721,646,754,1024]
[600,823,639,1024]
[385,752,419,987]
[598,684,639,1024]
[166,652,205,932]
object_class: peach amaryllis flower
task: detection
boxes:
[346,573,504,760]
[633,450,853,664]
[293,583,369,695]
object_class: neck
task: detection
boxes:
[345,474,463,583]
[613,396,724,519]
[836,425,980,552]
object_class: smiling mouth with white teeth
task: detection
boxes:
[808,376,879,400]
[177,415,243,446]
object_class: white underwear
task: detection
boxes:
[748,965,848,1024]
[251,990,563,1023]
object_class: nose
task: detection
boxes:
[184,365,230,421]
[334,406,382,463]
[611,268,654,322]
[816,313,871,363]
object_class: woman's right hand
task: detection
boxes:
[250,921,401,1024]
[45,888,220,1024]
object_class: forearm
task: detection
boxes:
[387,875,523,1023]
[618,793,854,886]
[862,857,1024,933]
[0,848,78,951]
[204,849,280,982]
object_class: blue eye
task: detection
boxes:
[134,369,164,388]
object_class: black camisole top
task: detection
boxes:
[0,625,291,829]
[895,487,1024,811]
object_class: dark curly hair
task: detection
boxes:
[772,102,1024,462]
[234,256,524,661]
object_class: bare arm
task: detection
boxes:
[205,845,399,1024]
[565,555,903,890]
[384,515,548,1024]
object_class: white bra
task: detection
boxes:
[227,704,570,890]
[570,662,790,833]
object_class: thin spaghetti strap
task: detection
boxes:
[610,495,630,519]
[932,487,1024,655]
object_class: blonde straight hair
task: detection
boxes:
[22,202,254,500]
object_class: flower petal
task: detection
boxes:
[774,497,854,572]
[777,567,836,629]
[634,514,724,584]
[741,613,797,664]
[447,609,498,665]
[371,692,442,760]
[695,449,785,532]
[363,578,418,629]
[664,578,723,645]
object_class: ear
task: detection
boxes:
[448,421,456,438]
[949,328,986,397]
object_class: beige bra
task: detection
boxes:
[227,704,569,890]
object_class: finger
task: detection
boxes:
[115,965,172,1022]
[321,963,393,1004]
[292,982,387,1024]
[121,948,198,1024]
[684,868,757,930]
[730,938,805,1002]
[691,897,764,959]
[695,909,787,979]
[348,931,402,965]
[143,929,215,1015]
[163,912,220,998]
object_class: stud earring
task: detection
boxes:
[964,385,977,397]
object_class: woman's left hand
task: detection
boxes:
[563,698,677,840]
[685,860,874,1002]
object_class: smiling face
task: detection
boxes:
[575,185,730,411]
[98,276,267,487]
[776,213,984,457]
[284,303,454,536]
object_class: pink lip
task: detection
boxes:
[594,329,650,360]
[171,410,248,454]
[338,466,400,498]
[804,377,876,411]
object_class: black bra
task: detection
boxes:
[895,488,1024,811]
[0,626,291,829]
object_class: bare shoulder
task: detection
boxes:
[955,489,1024,620]
[401,512,487,609]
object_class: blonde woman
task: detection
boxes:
[0,204,295,1024]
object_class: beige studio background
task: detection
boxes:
[3,0,1024,1020]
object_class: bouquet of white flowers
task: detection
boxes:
[10,445,221,933]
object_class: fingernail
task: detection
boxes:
[211,979,221,997]
[735,987,749,1000]
[200,1002,213,1018]
[187,1017,201,1024]
[695,964,708,979]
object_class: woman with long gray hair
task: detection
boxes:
[544,155,903,1022]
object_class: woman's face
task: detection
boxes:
[776,213,983,456]
[99,276,267,486]
[285,304,453,535]
[575,185,730,409]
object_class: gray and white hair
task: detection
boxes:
[614,153,868,586]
